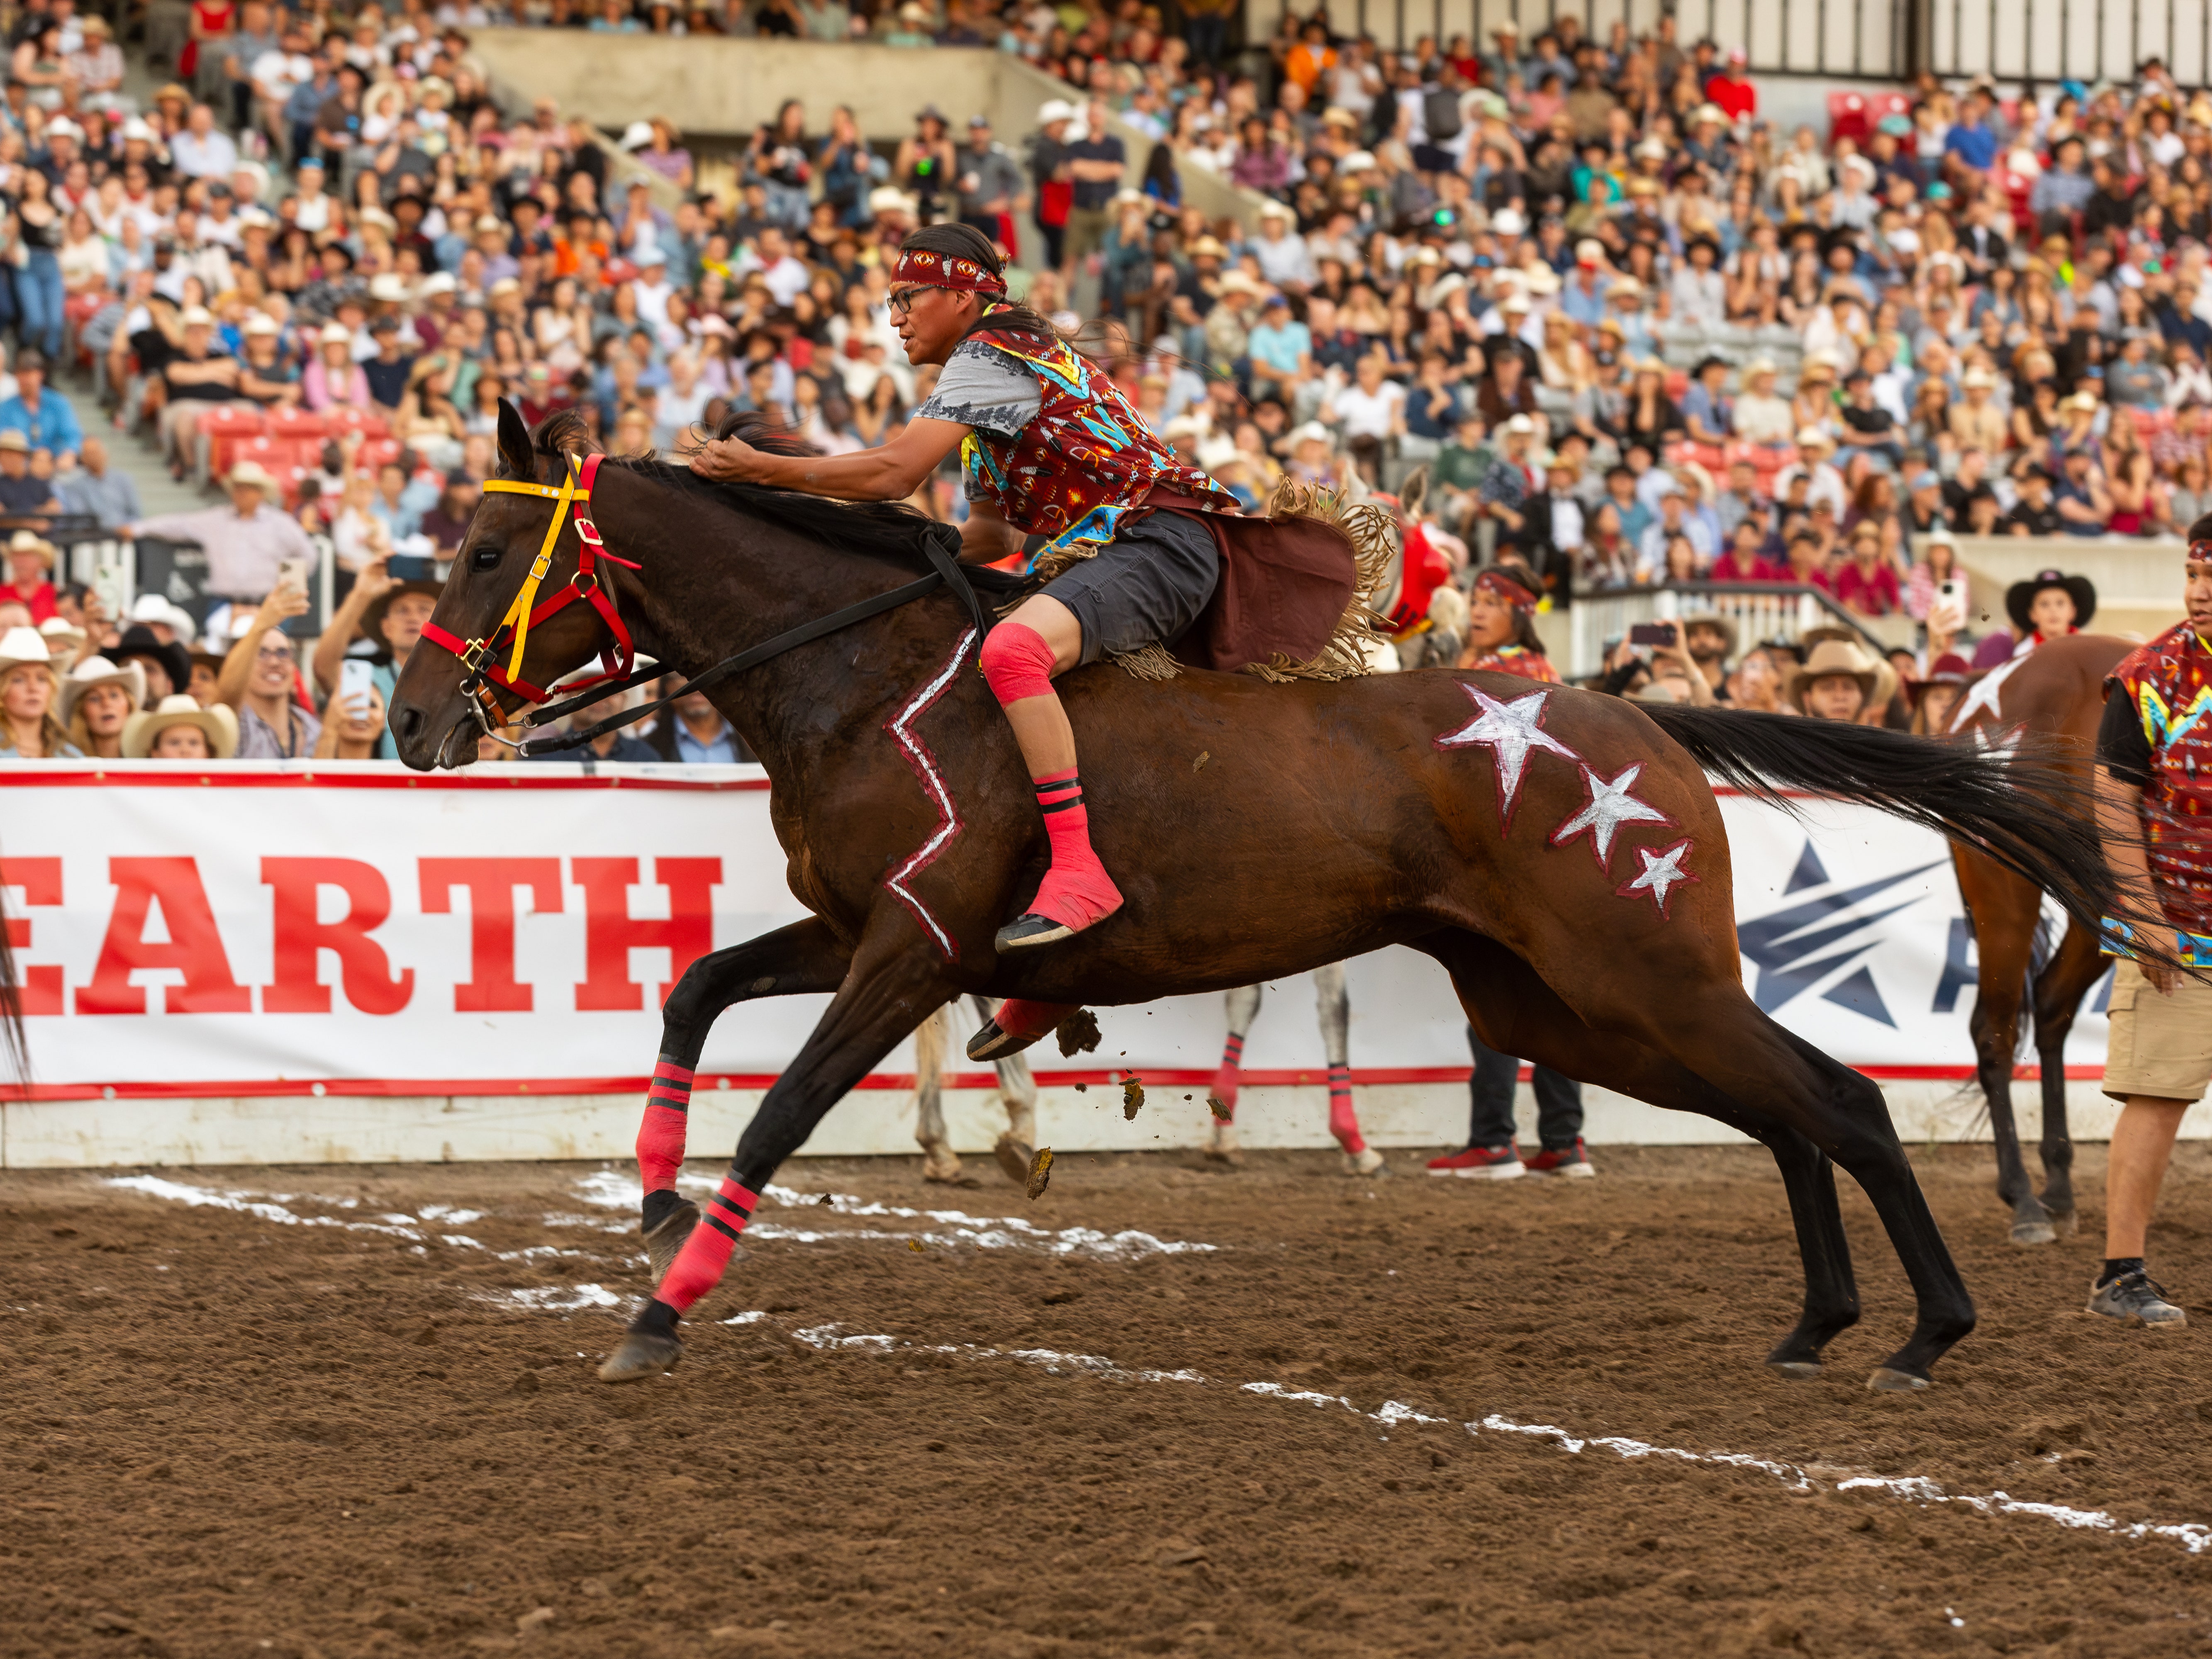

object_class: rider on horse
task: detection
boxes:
[688,222,1237,952]
[1455,565,1559,682]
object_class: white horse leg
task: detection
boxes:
[914,1005,962,1183]
[1316,962,1384,1177]
[1208,984,1262,1165]
[974,994,1038,1186]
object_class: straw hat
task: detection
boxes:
[1784,638,1880,711]
[122,694,239,760]
[228,459,278,492]
[59,655,148,724]
[5,527,53,566]
[37,614,84,655]
[1793,426,1834,451]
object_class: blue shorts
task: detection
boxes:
[1041,509,1221,664]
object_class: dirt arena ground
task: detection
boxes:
[4,1139,2212,1658]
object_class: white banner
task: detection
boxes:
[3,762,2109,1101]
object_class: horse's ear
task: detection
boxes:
[495,398,534,480]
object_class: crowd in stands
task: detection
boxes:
[0,0,2207,761]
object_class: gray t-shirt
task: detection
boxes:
[913,341,1040,441]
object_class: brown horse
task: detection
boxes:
[390,406,2127,1393]
[1945,634,2135,1245]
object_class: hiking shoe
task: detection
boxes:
[2085,1269,2188,1328]
[1525,1138,1596,1179]
[1426,1144,1525,1180]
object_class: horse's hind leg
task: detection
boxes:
[2029,919,2107,1235]
[1958,853,2056,1245]
[1316,962,1384,1176]
[636,918,852,1279]
[1207,984,1263,1165]
[914,1005,962,1184]
[972,994,1039,1186]
[1415,933,1861,1375]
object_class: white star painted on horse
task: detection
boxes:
[1550,763,1674,871]
[1616,838,1699,919]
[1947,653,2027,733]
[1437,684,1580,828]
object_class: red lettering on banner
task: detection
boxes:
[1,857,63,1015]
[76,857,253,1016]
[262,858,415,1016]
[572,857,723,1011]
[419,858,564,1012]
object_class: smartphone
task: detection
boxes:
[1936,578,1965,609]
[275,555,310,593]
[1628,621,1678,647]
[339,657,375,708]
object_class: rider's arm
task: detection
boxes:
[958,499,1021,564]
[688,416,969,503]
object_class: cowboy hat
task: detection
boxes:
[359,576,445,645]
[1906,652,1973,704]
[110,624,192,697]
[2005,568,2098,633]
[37,614,84,655]
[1678,611,1739,656]
[59,655,149,724]
[122,694,239,760]
[1784,638,1880,711]
[228,459,278,492]
[1793,426,1834,450]
[6,527,53,566]
[0,624,53,676]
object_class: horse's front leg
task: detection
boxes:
[974,994,1040,1186]
[636,918,852,1281]
[914,1004,962,1183]
[601,927,964,1381]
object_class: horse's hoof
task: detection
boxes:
[1346,1147,1388,1178]
[1204,1124,1244,1167]
[643,1199,699,1285]
[2049,1209,2080,1237]
[993,1135,1033,1186]
[1766,1359,1822,1380]
[2010,1218,2058,1246]
[1866,1367,1931,1393]
[921,1147,964,1184]
[597,1331,682,1384]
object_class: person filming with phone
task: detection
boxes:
[213,573,320,759]
[123,458,317,607]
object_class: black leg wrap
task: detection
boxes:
[629,1296,680,1338]
[641,1188,690,1234]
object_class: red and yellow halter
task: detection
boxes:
[420,452,643,726]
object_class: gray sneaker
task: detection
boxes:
[2085,1269,2189,1328]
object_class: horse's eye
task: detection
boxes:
[470,542,501,571]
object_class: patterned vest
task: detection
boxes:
[1463,645,1560,683]
[957,324,1234,562]
[2107,622,2212,951]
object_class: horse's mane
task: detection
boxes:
[528,408,961,575]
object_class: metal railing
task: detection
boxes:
[1562,580,1889,679]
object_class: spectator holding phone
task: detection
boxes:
[313,555,439,762]
[312,677,386,760]
[216,583,319,758]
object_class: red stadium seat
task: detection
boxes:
[324,407,390,441]
[1830,90,1910,147]
[200,407,268,482]
[268,410,332,441]
[1664,369,1690,402]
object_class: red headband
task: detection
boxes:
[2191,540,2212,563]
[891,246,1008,297]
[1474,568,1539,614]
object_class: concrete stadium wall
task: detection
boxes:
[466,31,1264,232]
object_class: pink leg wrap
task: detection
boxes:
[979,621,1057,705]
[1328,1062,1366,1155]
[1027,766,1124,932]
[657,1174,757,1313]
[637,1058,692,1192]
[1211,1032,1245,1119]
[995,997,1078,1039]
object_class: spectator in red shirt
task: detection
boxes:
[1834,522,1902,616]
[3,531,56,623]
[1711,518,1787,582]
[1704,46,1756,122]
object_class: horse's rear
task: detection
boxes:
[1948,634,2134,1245]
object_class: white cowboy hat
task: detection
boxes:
[1287,420,1333,448]
[7,527,54,566]
[59,655,149,724]
[1794,426,1835,450]
[228,459,279,492]
[619,119,655,151]
[128,591,197,644]
[123,694,239,760]
[868,186,918,218]
[37,614,84,654]
[0,624,54,675]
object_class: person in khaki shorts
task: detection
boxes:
[2090,528,2212,1327]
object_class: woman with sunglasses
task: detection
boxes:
[688,222,1235,953]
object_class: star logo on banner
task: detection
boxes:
[1437,684,1580,828]
[1617,837,1700,919]
[1550,763,1674,871]
[1947,653,2027,733]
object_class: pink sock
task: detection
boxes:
[994,998,1079,1039]
[1328,1062,1365,1155]
[1212,1032,1245,1118]
[636,1058,692,1194]
[657,1174,756,1313]
[1028,767,1123,929]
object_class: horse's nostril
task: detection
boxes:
[394,704,424,742]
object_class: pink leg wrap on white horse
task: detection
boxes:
[1327,1062,1365,1154]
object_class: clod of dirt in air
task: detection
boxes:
[515,1605,556,1637]
[1123,1075,1146,1119]
[1073,1082,1088,1093]
[907,1238,926,1254]
[1057,1008,1102,1056]
[815,1191,833,1206]
[1207,1094,1232,1122]
[1026,1147,1055,1200]
[1193,750,1210,772]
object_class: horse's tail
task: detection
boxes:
[1643,704,2132,942]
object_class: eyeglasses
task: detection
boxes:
[887,284,952,317]
[256,645,295,663]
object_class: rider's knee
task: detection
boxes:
[979,621,1058,705]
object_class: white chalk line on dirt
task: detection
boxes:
[104,1177,2210,1556]
[775,1318,2212,1559]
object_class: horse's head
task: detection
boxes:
[389,400,630,769]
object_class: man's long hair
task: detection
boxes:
[898,222,1058,345]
